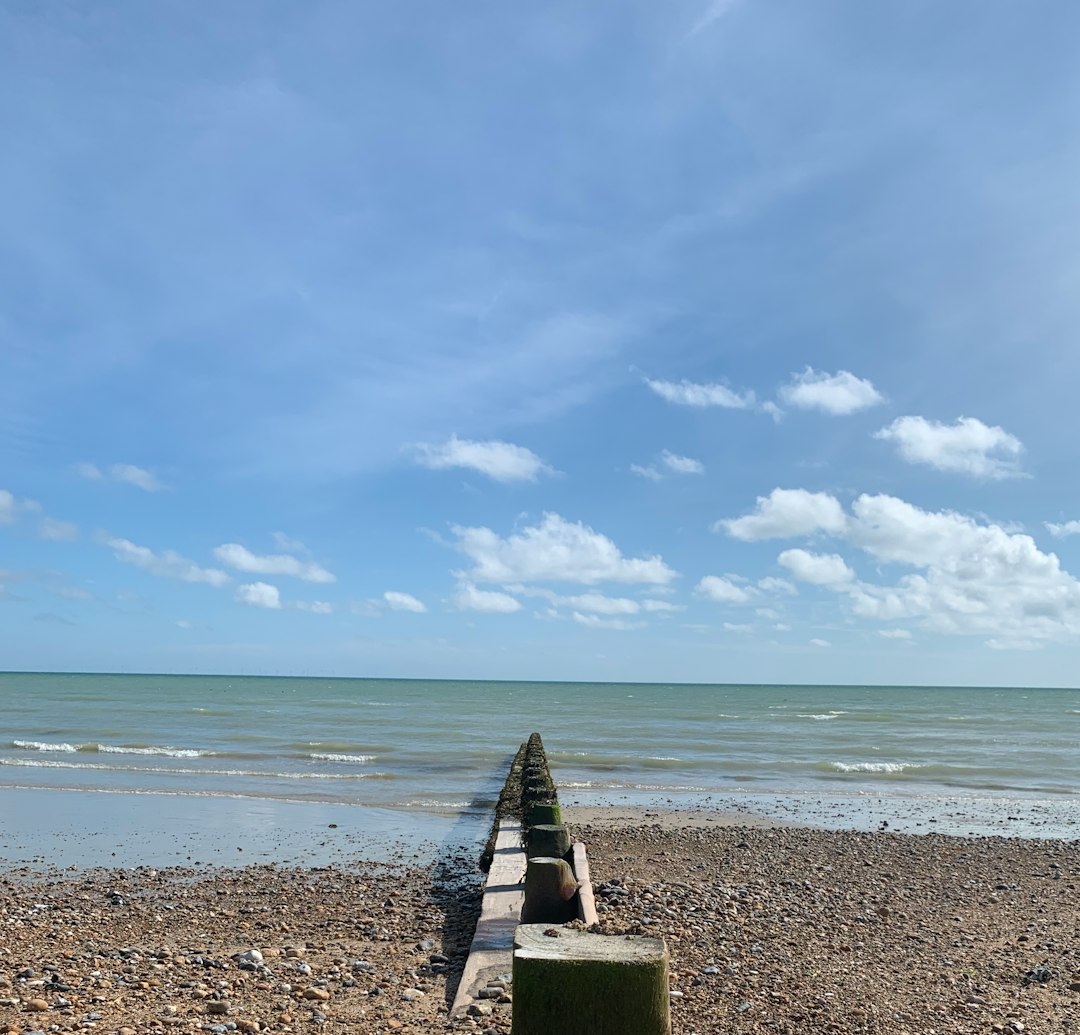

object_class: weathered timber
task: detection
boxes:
[527,823,571,860]
[512,924,672,1035]
[525,801,562,827]
[521,856,579,924]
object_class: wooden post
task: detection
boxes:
[525,801,562,827]
[512,924,671,1035]
[527,824,571,860]
[521,857,579,924]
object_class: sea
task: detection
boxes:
[2,673,1078,869]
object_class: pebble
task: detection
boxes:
[302,987,330,1001]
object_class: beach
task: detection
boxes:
[2,809,1078,1035]
[3,675,1079,1032]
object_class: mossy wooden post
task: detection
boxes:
[512,924,671,1035]
[527,824,571,860]
[521,857,579,923]
[525,801,562,827]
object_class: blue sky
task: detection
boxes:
[4,1,1080,685]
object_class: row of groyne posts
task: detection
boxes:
[452,733,672,1035]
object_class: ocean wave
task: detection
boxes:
[796,711,848,720]
[97,744,206,758]
[829,761,921,773]
[310,753,375,763]
[13,740,78,752]
[0,758,393,780]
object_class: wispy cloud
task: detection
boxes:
[108,537,229,586]
[79,463,166,492]
[645,377,755,409]
[213,543,335,583]
[416,435,554,483]
[383,590,426,613]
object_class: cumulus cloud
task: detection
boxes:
[383,591,426,613]
[1046,520,1080,538]
[695,575,752,604]
[810,638,832,648]
[875,416,1024,479]
[645,377,755,409]
[778,549,854,586]
[452,582,522,613]
[779,368,883,415]
[213,543,335,583]
[719,488,847,541]
[108,537,229,586]
[879,628,912,639]
[416,435,553,483]
[843,494,1080,646]
[236,582,281,609]
[296,600,334,614]
[451,512,676,586]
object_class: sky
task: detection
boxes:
[3,1,1080,685]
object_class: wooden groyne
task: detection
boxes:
[454,734,669,1034]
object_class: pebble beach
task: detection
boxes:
[2,810,1078,1035]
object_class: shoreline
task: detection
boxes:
[3,780,1078,875]
[1,813,1077,1034]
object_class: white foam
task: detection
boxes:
[13,740,78,753]
[310,753,375,763]
[97,744,205,758]
[830,761,919,774]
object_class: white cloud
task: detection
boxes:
[111,463,165,492]
[641,598,682,613]
[572,612,642,631]
[296,600,334,614]
[452,582,522,613]
[810,638,832,648]
[757,576,797,595]
[779,368,883,415]
[108,537,229,586]
[879,628,912,639]
[1046,520,1080,538]
[844,494,1080,646]
[384,591,426,613]
[661,450,704,475]
[778,548,854,586]
[719,488,847,541]
[0,489,19,525]
[875,416,1024,479]
[39,517,79,542]
[695,575,752,604]
[645,377,754,409]
[273,531,308,552]
[451,512,676,585]
[632,450,706,481]
[630,463,663,481]
[236,582,281,609]
[416,434,553,483]
[213,543,335,584]
[723,622,752,633]
[78,462,166,491]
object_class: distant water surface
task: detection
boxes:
[2,673,1078,863]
